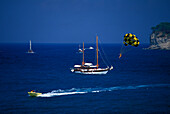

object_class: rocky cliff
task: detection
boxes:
[147,22,170,50]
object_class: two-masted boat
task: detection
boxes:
[71,35,113,74]
[28,40,34,53]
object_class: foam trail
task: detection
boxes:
[38,84,170,97]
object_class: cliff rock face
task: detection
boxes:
[148,22,170,50]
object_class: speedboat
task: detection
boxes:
[28,90,42,97]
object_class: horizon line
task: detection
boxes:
[0,42,149,44]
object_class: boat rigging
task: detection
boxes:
[71,35,113,74]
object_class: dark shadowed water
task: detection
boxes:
[0,43,170,113]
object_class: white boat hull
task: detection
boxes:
[28,51,34,54]
[71,69,109,74]
[81,70,108,74]
[75,71,81,74]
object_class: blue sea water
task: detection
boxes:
[0,43,170,113]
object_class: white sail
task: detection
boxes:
[30,40,32,50]
[28,40,34,53]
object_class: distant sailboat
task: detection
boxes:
[28,40,34,53]
[71,35,113,74]
[78,44,83,53]
[89,46,94,49]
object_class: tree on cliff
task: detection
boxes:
[151,22,170,34]
[149,22,170,50]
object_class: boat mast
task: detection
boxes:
[96,35,99,68]
[30,40,32,50]
[82,42,85,65]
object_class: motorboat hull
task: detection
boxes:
[28,92,42,97]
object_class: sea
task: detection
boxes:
[0,43,169,113]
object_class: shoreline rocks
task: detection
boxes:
[146,22,170,50]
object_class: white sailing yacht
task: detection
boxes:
[28,40,34,53]
[71,35,113,74]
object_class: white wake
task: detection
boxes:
[38,84,170,97]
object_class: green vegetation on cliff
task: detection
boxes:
[149,22,170,50]
[151,22,170,34]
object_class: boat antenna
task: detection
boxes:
[82,42,85,65]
